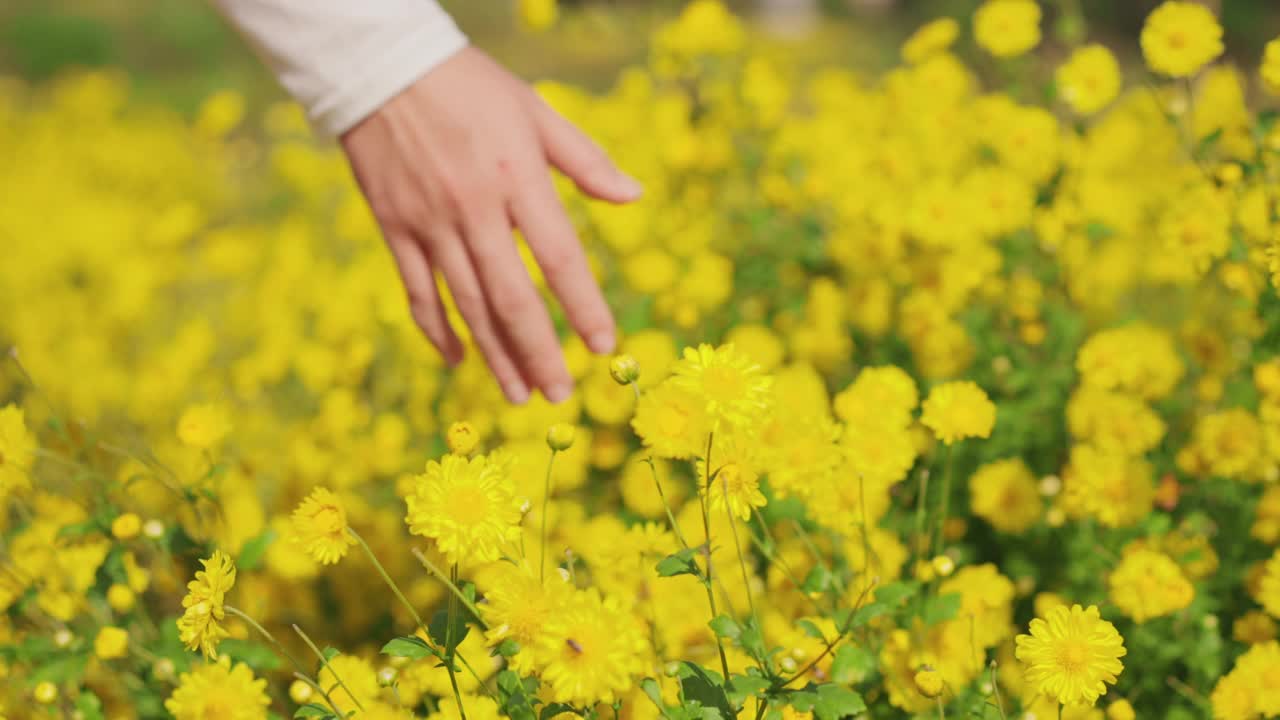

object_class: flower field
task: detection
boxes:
[6,0,1280,718]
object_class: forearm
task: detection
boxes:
[210,0,467,136]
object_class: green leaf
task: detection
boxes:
[495,639,521,658]
[429,609,471,654]
[738,617,767,658]
[641,678,665,710]
[656,548,700,578]
[218,638,282,671]
[540,702,581,720]
[321,646,341,663]
[795,619,826,640]
[237,528,276,571]
[75,691,105,720]
[830,645,875,685]
[381,636,438,660]
[294,703,335,719]
[30,653,88,685]
[725,674,770,706]
[800,565,832,595]
[872,581,917,607]
[812,685,866,720]
[708,615,741,641]
[679,662,733,720]
[922,593,962,626]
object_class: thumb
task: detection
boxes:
[532,99,642,204]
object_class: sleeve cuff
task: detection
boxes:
[309,17,468,138]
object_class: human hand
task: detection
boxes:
[341,47,641,404]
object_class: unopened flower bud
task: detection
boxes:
[34,681,58,704]
[914,667,944,699]
[446,421,479,456]
[664,661,681,677]
[546,423,576,452]
[378,666,398,686]
[609,355,640,385]
[930,555,955,578]
[142,519,165,539]
[778,656,798,673]
[54,629,73,648]
[107,584,135,613]
[154,658,175,682]
[111,513,142,540]
[289,679,314,704]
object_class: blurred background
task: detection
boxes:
[2,1,1278,118]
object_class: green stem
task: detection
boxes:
[936,697,946,720]
[411,547,487,626]
[701,432,732,681]
[646,456,692,550]
[541,449,559,583]
[932,444,956,559]
[722,477,757,619]
[446,564,469,720]
[989,661,1007,720]
[350,528,425,629]
[225,605,339,714]
[293,623,365,713]
[912,468,930,573]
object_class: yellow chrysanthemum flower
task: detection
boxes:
[1015,604,1126,707]
[176,402,231,449]
[0,404,36,497]
[632,380,712,459]
[478,561,573,674]
[969,458,1041,534]
[1263,38,1280,95]
[938,564,1016,649]
[1107,548,1195,623]
[1233,610,1277,645]
[1261,549,1280,619]
[176,550,237,658]
[833,365,919,432]
[1056,44,1121,116]
[289,487,356,565]
[921,381,996,445]
[670,344,773,431]
[164,657,269,720]
[902,18,960,64]
[428,694,504,720]
[535,589,648,705]
[94,626,129,660]
[517,0,558,33]
[1140,1,1223,78]
[318,654,380,716]
[973,0,1041,59]
[405,453,522,566]
[701,433,767,521]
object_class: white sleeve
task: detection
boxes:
[211,0,468,137]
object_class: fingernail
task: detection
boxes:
[586,330,616,354]
[504,380,530,405]
[618,172,643,199]
[544,382,573,404]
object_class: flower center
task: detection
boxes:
[314,505,344,536]
[202,699,234,720]
[703,366,744,402]
[1057,640,1090,673]
[449,486,491,525]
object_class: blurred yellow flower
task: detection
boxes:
[289,487,356,565]
[974,0,1041,59]
[902,18,959,64]
[164,657,269,720]
[1107,548,1194,623]
[1141,1,1223,78]
[1263,38,1280,95]
[921,381,996,445]
[176,402,231,450]
[1056,44,1121,115]
[94,626,129,660]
